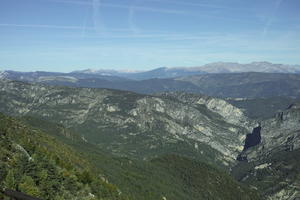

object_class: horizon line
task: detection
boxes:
[1,61,299,73]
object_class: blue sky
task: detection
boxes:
[0,0,300,72]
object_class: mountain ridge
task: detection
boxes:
[2,70,300,99]
[0,107,262,200]
[0,79,254,168]
[2,61,300,81]
[0,79,299,199]
[72,61,300,78]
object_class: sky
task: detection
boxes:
[0,0,300,72]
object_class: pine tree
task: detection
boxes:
[3,170,16,189]
[18,175,41,198]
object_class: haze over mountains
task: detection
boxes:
[72,62,300,79]
[2,61,300,81]
[2,62,300,100]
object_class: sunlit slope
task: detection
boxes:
[0,80,251,168]
[0,113,128,200]
[0,113,261,200]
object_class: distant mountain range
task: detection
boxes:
[71,61,300,79]
[2,61,300,81]
[2,71,300,99]
[2,61,300,121]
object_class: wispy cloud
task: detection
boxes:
[80,2,90,37]
[0,22,262,44]
[128,5,141,34]
[42,0,187,14]
[263,0,284,37]
[0,23,199,40]
[0,23,130,32]
[142,0,253,11]
[129,0,149,35]
[92,0,105,34]
[0,23,89,30]
[143,0,229,9]
[20,0,256,26]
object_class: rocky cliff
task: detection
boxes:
[234,104,300,200]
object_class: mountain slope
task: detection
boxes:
[1,79,299,199]
[0,113,127,200]
[196,62,300,74]
[150,155,260,200]
[0,113,262,200]
[0,79,251,168]
[3,70,300,99]
[228,97,300,120]
[233,104,300,199]
[73,61,300,79]
[176,72,300,98]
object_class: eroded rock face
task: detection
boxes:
[235,104,300,200]
[0,80,252,167]
[241,104,300,162]
[157,93,300,200]
[157,92,252,128]
[131,95,249,163]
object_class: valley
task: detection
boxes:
[2,0,300,198]
[0,73,299,199]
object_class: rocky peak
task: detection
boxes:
[287,102,300,110]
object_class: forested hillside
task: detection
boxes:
[0,113,261,200]
[0,113,128,200]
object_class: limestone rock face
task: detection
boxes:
[158,92,252,128]
[241,104,300,162]
[0,80,252,167]
[235,104,300,200]
[157,92,300,200]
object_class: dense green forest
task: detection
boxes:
[0,113,128,200]
[0,113,261,200]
